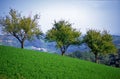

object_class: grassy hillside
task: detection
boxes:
[0,45,120,79]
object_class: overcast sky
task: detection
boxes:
[0,0,120,35]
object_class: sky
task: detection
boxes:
[0,0,120,35]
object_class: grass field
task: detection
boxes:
[0,45,120,79]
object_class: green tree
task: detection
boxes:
[46,20,81,55]
[0,9,42,48]
[84,29,117,63]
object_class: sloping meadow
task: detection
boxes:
[0,45,120,79]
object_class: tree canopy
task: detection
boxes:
[84,29,117,63]
[46,20,81,55]
[0,9,42,48]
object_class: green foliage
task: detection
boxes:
[46,20,81,55]
[0,45,120,79]
[68,51,95,62]
[84,29,117,63]
[0,9,42,48]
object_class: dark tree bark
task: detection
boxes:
[95,53,98,63]
[13,33,25,49]
[60,45,69,56]
[21,41,24,49]
[61,51,65,56]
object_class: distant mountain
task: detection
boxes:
[0,35,120,53]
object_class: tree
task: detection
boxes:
[0,9,42,48]
[84,29,117,63]
[46,20,81,55]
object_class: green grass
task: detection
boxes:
[0,45,120,79]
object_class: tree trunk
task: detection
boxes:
[21,41,24,49]
[13,35,24,49]
[95,53,98,63]
[61,51,65,56]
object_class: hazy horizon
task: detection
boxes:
[0,0,120,35]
